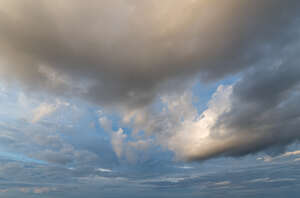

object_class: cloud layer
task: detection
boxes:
[1,0,300,162]
[1,0,300,109]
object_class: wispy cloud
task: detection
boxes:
[257,150,300,162]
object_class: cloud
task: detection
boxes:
[248,178,270,183]
[34,149,73,165]
[19,187,57,194]
[196,63,300,160]
[96,168,113,173]
[281,151,300,158]
[98,115,126,158]
[33,145,99,165]
[176,166,194,170]
[33,187,57,194]
[122,60,300,161]
[214,181,231,186]
[1,0,300,164]
[0,0,299,110]
[128,140,152,151]
[31,99,69,123]
[111,129,127,158]
[248,177,296,183]
[119,86,236,161]
[31,103,58,123]
[99,113,154,161]
[206,63,300,159]
[257,150,300,162]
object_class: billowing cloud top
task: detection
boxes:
[1,0,300,162]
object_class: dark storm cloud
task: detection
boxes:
[0,0,300,109]
[202,56,300,160]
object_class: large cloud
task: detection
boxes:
[123,53,300,161]
[1,0,300,109]
[206,61,300,160]
[122,64,300,161]
[1,0,300,162]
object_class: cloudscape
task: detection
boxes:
[0,1,300,197]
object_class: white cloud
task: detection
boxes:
[177,165,194,169]
[31,99,69,123]
[280,150,300,158]
[257,150,300,162]
[111,128,127,158]
[249,177,296,183]
[31,103,58,123]
[214,181,231,186]
[96,168,113,173]
[141,176,186,183]
[128,139,152,150]
[249,178,270,183]
[119,85,234,161]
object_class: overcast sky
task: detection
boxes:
[0,1,300,197]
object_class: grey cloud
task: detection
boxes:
[32,143,100,166]
[0,150,300,197]
[204,57,300,160]
[1,0,300,164]
[122,47,300,161]
[1,0,300,109]
[0,112,101,166]
[141,162,300,192]
[34,149,73,165]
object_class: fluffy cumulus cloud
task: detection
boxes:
[0,0,300,163]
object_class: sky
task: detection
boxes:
[0,0,300,197]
